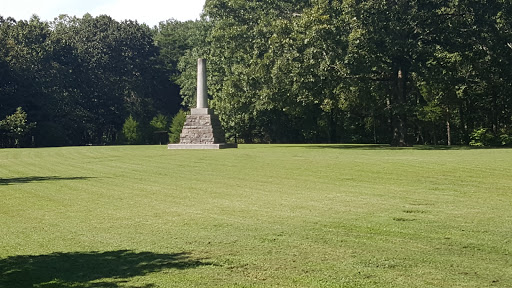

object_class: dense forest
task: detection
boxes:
[1,0,511,147]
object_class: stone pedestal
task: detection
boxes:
[169,110,237,149]
[168,110,238,149]
[179,112,225,144]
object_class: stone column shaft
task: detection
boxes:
[197,58,208,109]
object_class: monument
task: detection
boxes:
[168,59,237,149]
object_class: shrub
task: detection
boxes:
[470,128,512,147]
[470,128,496,147]
[150,114,169,144]
[150,114,169,132]
[169,110,187,143]
[122,115,141,144]
[498,129,512,146]
[0,107,36,148]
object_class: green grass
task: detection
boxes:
[1,144,511,287]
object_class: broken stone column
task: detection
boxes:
[168,59,237,149]
[196,58,208,110]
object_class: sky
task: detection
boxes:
[2,0,206,27]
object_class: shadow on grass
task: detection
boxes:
[302,144,473,150]
[0,176,96,186]
[0,250,211,288]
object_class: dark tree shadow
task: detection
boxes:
[305,144,393,150]
[0,250,211,288]
[302,144,473,150]
[0,176,96,186]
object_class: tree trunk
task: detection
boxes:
[328,110,337,144]
[432,122,437,145]
[391,66,409,147]
[372,111,377,144]
[446,108,451,146]
[459,101,469,144]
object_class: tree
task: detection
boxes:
[0,14,182,147]
[168,110,187,143]
[201,0,512,145]
[341,0,453,146]
[204,0,323,143]
[3,2,512,147]
[122,115,140,144]
[451,0,512,143]
[0,107,36,147]
[43,14,178,145]
[150,114,169,144]
[171,19,212,108]
[0,16,51,130]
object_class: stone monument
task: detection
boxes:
[168,59,237,149]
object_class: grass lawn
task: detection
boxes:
[0,144,511,287]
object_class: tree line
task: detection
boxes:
[2,0,512,147]
[191,0,511,146]
[0,14,188,147]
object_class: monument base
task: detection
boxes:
[190,108,211,115]
[167,143,238,150]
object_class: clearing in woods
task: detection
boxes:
[0,145,511,287]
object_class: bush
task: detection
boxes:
[498,129,512,146]
[169,110,187,143]
[469,128,493,147]
[122,115,141,144]
[0,107,36,148]
[470,128,512,147]
[150,114,169,145]
[150,114,169,132]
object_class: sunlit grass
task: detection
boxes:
[1,144,511,287]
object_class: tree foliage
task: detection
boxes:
[2,1,512,147]
[196,0,512,145]
[168,110,187,144]
[122,115,140,145]
[0,107,36,147]
[0,14,181,147]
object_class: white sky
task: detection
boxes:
[1,0,206,27]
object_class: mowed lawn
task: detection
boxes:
[0,144,511,287]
